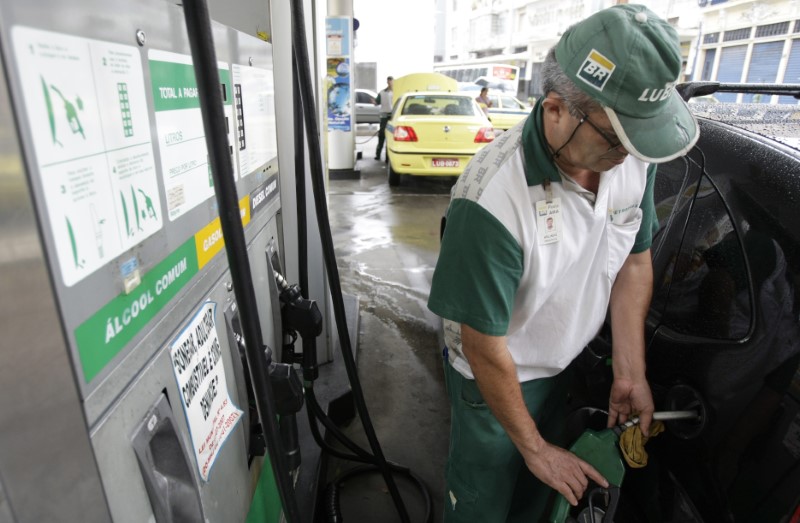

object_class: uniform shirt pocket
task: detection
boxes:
[607,208,642,282]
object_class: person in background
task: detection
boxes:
[375,76,394,161]
[427,4,699,522]
[475,86,492,114]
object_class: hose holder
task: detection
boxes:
[276,272,323,382]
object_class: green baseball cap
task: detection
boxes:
[555,4,699,163]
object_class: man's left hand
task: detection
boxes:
[607,377,654,436]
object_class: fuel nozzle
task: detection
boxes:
[275,271,323,381]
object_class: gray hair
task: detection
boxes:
[540,47,602,117]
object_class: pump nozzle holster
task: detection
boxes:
[278,281,323,381]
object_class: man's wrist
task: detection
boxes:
[521,431,547,455]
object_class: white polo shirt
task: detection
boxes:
[428,100,658,382]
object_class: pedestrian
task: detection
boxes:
[475,86,492,114]
[375,76,393,161]
[427,4,699,522]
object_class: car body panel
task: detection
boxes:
[355,88,380,124]
[458,85,531,130]
[486,94,530,130]
[386,91,493,178]
[391,72,458,101]
[568,101,800,522]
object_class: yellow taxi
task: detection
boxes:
[385,73,495,186]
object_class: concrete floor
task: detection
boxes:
[322,126,456,522]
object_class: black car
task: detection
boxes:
[567,83,800,523]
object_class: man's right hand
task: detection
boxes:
[523,440,608,507]
[460,324,609,506]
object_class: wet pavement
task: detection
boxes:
[322,126,455,522]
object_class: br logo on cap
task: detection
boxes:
[577,49,616,91]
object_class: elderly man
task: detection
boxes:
[427,4,699,522]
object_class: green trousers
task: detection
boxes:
[443,353,569,523]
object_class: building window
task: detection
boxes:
[516,7,526,33]
[779,40,800,104]
[794,20,800,33]
[513,46,527,54]
[715,45,747,102]
[755,22,789,38]
[743,41,783,102]
[723,28,752,42]
[703,32,720,44]
[491,13,507,36]
[701,49,716,81]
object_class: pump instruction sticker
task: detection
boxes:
[11,26,163,287]
[231,64,278,177]
[149,50,238,221]
[170,301,242,481]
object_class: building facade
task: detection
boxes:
[439,0,800,103]
[694,0,800,103]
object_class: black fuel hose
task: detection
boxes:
[289,0,412,521]
[181,1,300,522]
[292,51,309,301]
[324,465,432,523]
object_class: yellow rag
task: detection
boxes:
[619,421,665,468]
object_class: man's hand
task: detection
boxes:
[607,376,654,435]
[523,441,609,507]
[460,324,609,507]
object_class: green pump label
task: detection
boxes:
[150,60,232,112]
[74,239,199,382]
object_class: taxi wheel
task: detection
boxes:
[388,163,401,186]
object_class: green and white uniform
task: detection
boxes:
[428,99,658,380]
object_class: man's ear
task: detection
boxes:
[541,96,566,124]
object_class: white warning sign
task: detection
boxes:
[170,301,242,481]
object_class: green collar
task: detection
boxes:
[521,98,562,187]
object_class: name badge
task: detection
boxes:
[536,198,562,245]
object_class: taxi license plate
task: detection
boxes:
[432,158,459,168]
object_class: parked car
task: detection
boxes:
[565,83,800,523]
[485,93,530,130]
[459,84,531,130]
[385,91,494,186]
[355,88,380,124]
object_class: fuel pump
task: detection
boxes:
[0,0,430,519]
[0,0,308,520]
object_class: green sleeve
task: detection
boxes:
[427,199,524,336]
[631,163,659,253]
[376,93,381,105]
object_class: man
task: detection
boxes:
[475,86,492,114]
[427,5,699,522]
[375,76,394,161]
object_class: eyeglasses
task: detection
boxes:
[575,109,622,151]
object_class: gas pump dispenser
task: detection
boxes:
[0,0,315,520]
